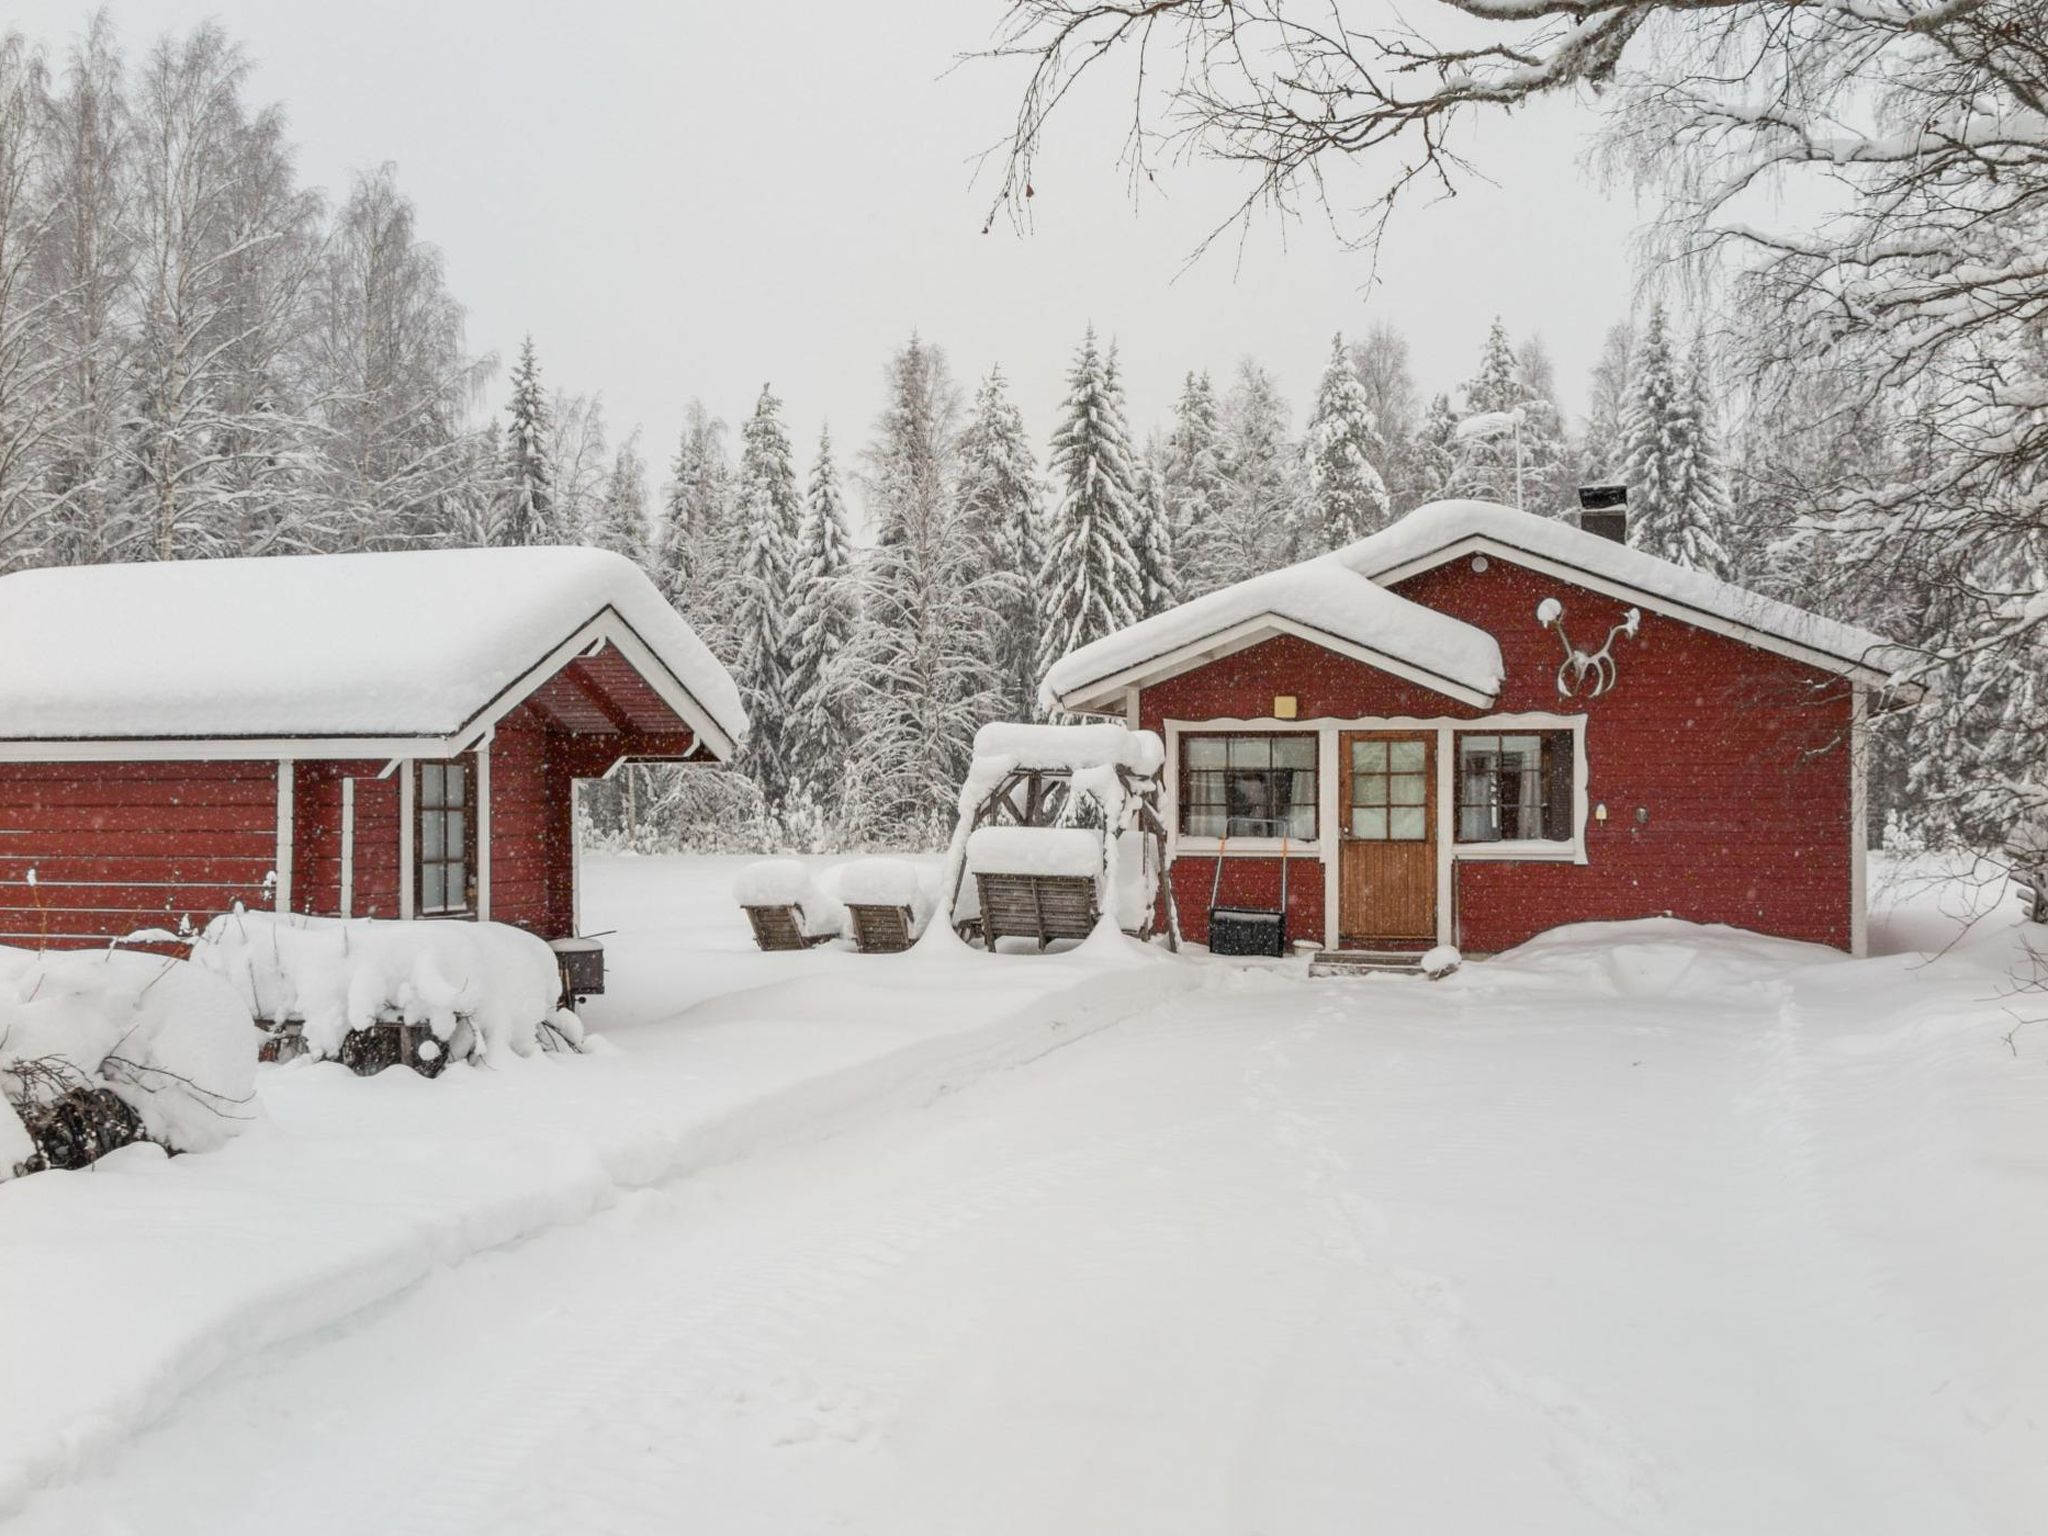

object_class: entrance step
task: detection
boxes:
[1308,949,1428,978]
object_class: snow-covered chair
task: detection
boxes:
[966,827,1103,951]
[734,860,841,951]
[835,858,929,954]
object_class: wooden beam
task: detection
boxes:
[561,662,636,734]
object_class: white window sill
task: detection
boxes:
[1452,840,1584,864]
[1174,837,1322,856]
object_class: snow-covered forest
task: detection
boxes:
[0,12,2031,859]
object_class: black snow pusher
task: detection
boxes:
[1206,817,1292,958]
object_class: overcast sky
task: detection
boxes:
[16,0,1639,504]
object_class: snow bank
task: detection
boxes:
[0,947,259,1171]
[1335,499,1915,681]
[1464,917,1845,998]
[190,910,580,1065]
[1042,555,1504,711]
[734,860,843,938]
[0,544,747,747]
[970,722,1165,775]
[967,827,1104,878]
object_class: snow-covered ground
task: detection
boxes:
[4,853,2046,1533]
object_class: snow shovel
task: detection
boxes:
[1206,816,1290,958]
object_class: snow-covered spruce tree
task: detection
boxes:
[843,335,1005,846]
[1163,369,1228,596]
[1132,435,1177,615]
[651,402,735,632]
[1674,329,1735,575]
[1622,305,1730,577]
[1212,357,1300,579]
[1104,345,1175,615]
[732,383,804,811]
[955,364,1046,719]
[496,336,557,546]
[1034,326,1146,701]
[1301,332,1391,550]
[1449,317,1528,507]
[590,430,650,565]
[783,425,860,818]
[1411,393,1460,505]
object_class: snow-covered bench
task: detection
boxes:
[965,827,1103,951]
[835,858,929,954]
[733,860,842,951]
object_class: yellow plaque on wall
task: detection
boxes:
[1273,695,1299,719]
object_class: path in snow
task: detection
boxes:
[15,918,2042,1536]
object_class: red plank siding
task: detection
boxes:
[0,760,278,946]
[488,705,577,939]
[1141,554,1856,953]
[292,760,402,920]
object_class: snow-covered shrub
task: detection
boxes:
[733,860,844,938]
[0,946,260,1179]
[190,909,583,1068]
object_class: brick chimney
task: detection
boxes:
[1577,484,1628,544]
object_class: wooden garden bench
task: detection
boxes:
[973,870,1099,951]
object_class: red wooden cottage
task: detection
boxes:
[0,547,744,963]
[1043,499,1914,957]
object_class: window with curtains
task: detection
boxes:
[1454,732,1575,843]
[1181,734,1317,839]
[416,759,475,915]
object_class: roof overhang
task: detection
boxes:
[1050,612,1500,716]
[0,604,743,763]
[1359,533,1923,701]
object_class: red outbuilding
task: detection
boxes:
[0,547,745,971]
[1043,499,1914,958]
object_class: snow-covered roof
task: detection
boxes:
[1041,555,1507,712]
[1043,499,1917,712]
[1334,500,1915,681]
[0,546,746,756]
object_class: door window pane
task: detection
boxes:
[1389,740,1426,773]
[1389,807,1427,840]
[1350,740,1387,771]
[1351,808,1386,839]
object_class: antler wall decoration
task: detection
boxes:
[1537,597,1640,698]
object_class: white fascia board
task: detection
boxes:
[1360,535,1911,691]
[1056,613,1498,716]
[446,607,737,763]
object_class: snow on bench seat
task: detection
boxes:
[965,827,1104,878]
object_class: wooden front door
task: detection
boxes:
[1338,732,1437,943]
